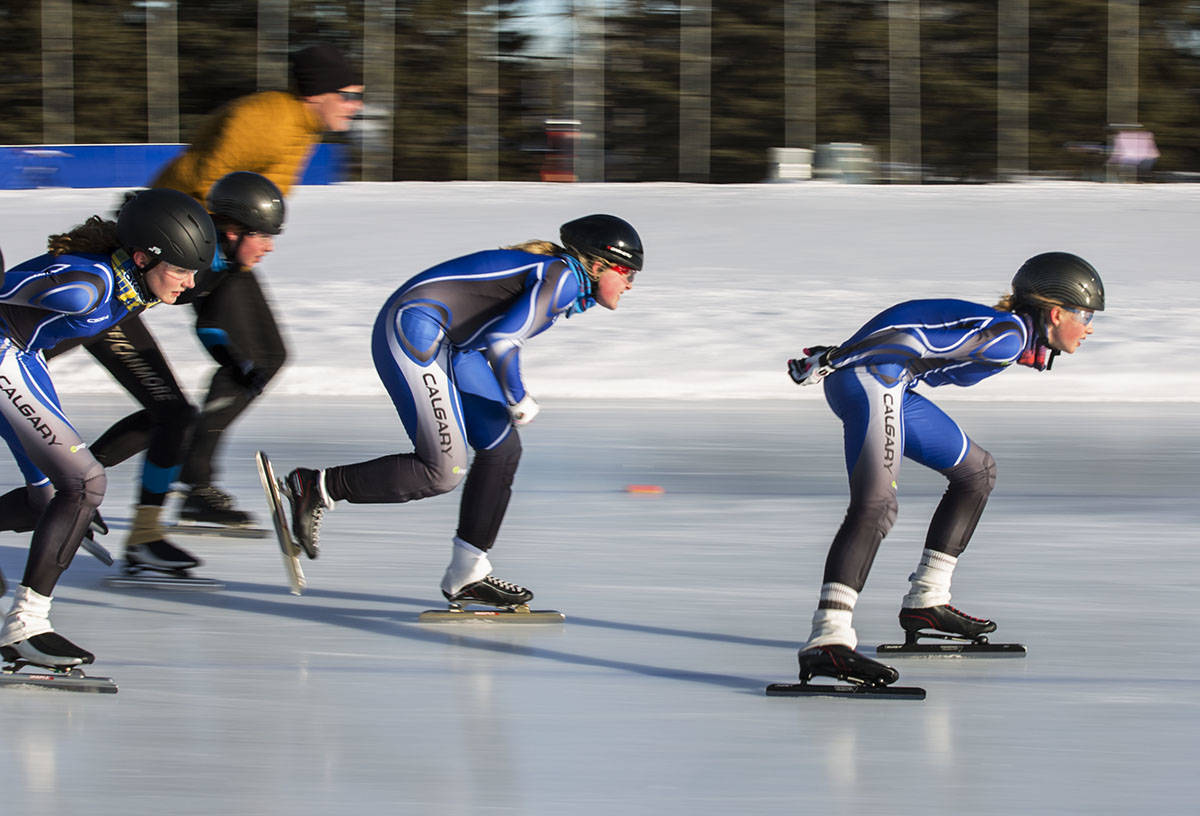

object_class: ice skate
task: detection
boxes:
[878,605,1025,656]
[105,539,223,590]
[444,575,534,609]
[421,540,561,622]
[123,538,202,575]
[421,575,563,623]
[180,484,253,526]
[1,634,117,694]
[283,467,332,559]
[101,508,223,591]
[255,452,306,595]
[0,585,116,691]
[767,645,923,700]
[2,631,94,669]
[798,644,900,686]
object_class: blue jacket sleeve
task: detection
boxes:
[0,258,112,315]
[829,301,1027,387]
[482,261,580,403]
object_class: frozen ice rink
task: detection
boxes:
[2,397,1197,815]
[1,181,1198,813]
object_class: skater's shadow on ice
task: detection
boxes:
[76,578,770,692]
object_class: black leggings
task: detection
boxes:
[181,270,286,486]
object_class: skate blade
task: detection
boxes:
[104,575,225,591]
[165,522,270,540]
[419,605,565,623]
[877,641,1026,656]
[766,682,925,700]
[255,451,306,595]
[80,535,115,566]
[1,665,118,694]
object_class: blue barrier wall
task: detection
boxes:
[0,143,345,189]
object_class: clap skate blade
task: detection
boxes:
[878,628,1026,656]
[255,451,306,595]
[1,659,118,694]
[419,602,565,623]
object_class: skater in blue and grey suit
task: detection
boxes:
[279,214,643,609]
[0,189,215,670]
[786,252,1106,686]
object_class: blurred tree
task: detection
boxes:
[0,5,45,145]
[0,0,1198,182]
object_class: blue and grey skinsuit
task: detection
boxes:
[815,298,1029,601]
[0,249,161,594]
[319,248,594,552]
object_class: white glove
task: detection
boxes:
[787,346,837,386]
[508,393,540,426]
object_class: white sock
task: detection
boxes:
[439,537,492,596]
[1,585,54,647]
[804,583,859,650]
[902,548,957,609]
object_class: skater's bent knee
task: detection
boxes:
[947,446,996,497]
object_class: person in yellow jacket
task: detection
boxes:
[153,43,363,198]
[152,43,364,528]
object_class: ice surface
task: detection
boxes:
[1,398,1197,815]
[0,183,1198,813]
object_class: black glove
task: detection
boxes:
[787,346,837,386]
[226,359,269,397]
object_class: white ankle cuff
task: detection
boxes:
[1,585,54,647]
[805,608,857,650]
[441,538,492,595]
[902,548,957,609]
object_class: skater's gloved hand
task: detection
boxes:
[788,346,837,386]
[508,394,540,426]
[226,359,269,397]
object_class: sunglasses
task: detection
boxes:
[338,90,364,102]
[610,264,637,282]
[1064,307,1094,326]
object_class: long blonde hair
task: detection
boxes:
[46,216,121,257]
[505,240,602,281]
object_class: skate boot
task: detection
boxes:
[180,484,254,527]
[443,575,534,609]
[0,585,94,669]
[283,468,333,559]
[124,539,202,575]
[123,504,201,575]
[1,632,95,669]
[796,644,899,687]
[899,604,996,645]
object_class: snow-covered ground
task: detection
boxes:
[1,180,1194,403]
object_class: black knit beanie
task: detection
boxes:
[291,44,359,97]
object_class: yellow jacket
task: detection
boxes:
[151,91,324,202]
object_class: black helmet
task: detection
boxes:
[1012,252,1105,311]
[117,188,217,270]
[560,214,644,271]
[206,172,286,236]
